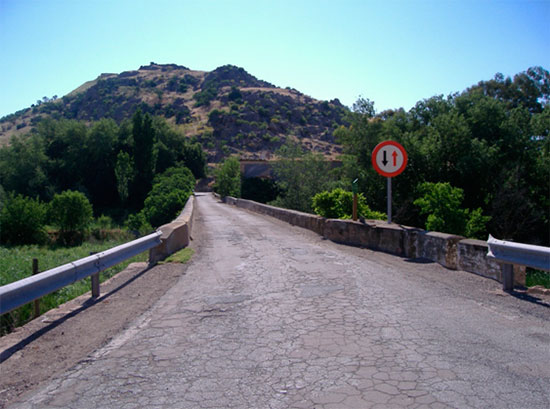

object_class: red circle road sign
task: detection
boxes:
[371,140,408,177]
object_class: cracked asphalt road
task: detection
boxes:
[9,193,550,408]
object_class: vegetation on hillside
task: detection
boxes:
[0,63,347,161]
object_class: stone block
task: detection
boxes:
[149,196,195,264]
[419,231,464,270]
[457,239,501,281]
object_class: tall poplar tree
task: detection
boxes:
[131,109,156,207]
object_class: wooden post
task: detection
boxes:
[352,178,358,221]
[32,258,40,318]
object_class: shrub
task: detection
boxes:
[414,182,490,238]
[214,157,241,198]
[152,166,195,195]
[91,214,113,240]
[126,212,153,236]
[193,87,217,107]
[0,193,47,245]
[143,189,190,227]
[312,188,386,220]
[465,207,491,239]
[49,190,93,245]
[142,166,195,227]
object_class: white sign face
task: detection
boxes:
[371,141,408,177]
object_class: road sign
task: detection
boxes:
[371,140,408,178]
[371,141,408,224]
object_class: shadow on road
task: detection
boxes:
[0,265,152,364]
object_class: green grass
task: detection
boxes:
[158,247,194,264]
[526,268,550,289]
[0,236,148,335]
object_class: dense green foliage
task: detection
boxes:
[0,193,47,245]
[0,112,206,239]
[312,188,386,220]
[214,156,241,198]
[49,190,94,245]
[270,143,335,213]
[142,166,195,227]
[413,182,490,239]
[335,67,549,244]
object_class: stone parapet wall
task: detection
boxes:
[223,196,525,285]
[149,195,195,264]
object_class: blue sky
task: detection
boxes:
[1,0,549,118]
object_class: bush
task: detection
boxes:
[312,188,386,220]
[142,166,195,227]
[143,190,189,227]
[91,214,113,240]
[0,193,47,245]
[414,182,490,238]
[126,212,153,236]
[49,190,93,245]
[152,166,195,194]
[214,157,241,198]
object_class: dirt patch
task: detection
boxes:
[0,257,193,408]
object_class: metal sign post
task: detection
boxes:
[387,177,392,223]
[352,178,358,221]
[371,141,408,224]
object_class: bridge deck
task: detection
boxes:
[6,193,550,408]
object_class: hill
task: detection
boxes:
[0,63,348,161]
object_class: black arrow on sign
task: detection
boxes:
[382,150,388,166]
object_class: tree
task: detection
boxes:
[42,119,88,193]
[0,134,51,200]
[131,110,156,207]
[49,190,93,245]
[214,156,241,198]
[84,118,119,208]
[0,193,47,245]
[182,142,207,179]
[270,143,333,213]
[115,151,133,203]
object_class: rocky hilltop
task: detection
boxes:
[0,63,348,161]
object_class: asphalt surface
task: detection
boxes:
[10,193,550,408]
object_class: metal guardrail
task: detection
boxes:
[0,231,162,315]
[487,234,550,291]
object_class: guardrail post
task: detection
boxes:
[0,231,162,316]
[32,258,40,318]
[91,273,100,298]
[502,263,514,292]
[90,252,100,298]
